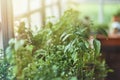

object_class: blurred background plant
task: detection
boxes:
[113,9,120,17]
[92,23,109,36]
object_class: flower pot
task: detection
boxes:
[112,16,120,22]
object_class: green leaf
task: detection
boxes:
[15,40,25,51]
[60,32,67,40]
[26,45,34,53]
[70,77,77,80]
[61,33,72,42]
[93,39,101,56]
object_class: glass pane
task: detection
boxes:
[52,5,59,18]
[52,0,58,4]
[45,0,53,6]
[61,0,68,14]
[30,12,41,30]
[30,0,41,10]
[12,0,28,16]
[46,7,53,18]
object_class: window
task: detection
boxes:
[13,0,28,16]
[12,0,62,28]
[30,0,41,11]
[30,12,41,29]
[13,0,42,28]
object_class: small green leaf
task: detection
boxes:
[63,34,72,41]
[15,40,25,51]
[61,33,72,42]
[93,39,101,55]
[26,45,34,52]
[70,77,77,80]
[60,32,67,40]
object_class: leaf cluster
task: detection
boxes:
[4,9,110,80]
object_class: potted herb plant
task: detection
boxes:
[5,9,110,80]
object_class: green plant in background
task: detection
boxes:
[5,9,110,80]
[92,24,109,36]
[113,9,120,17]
